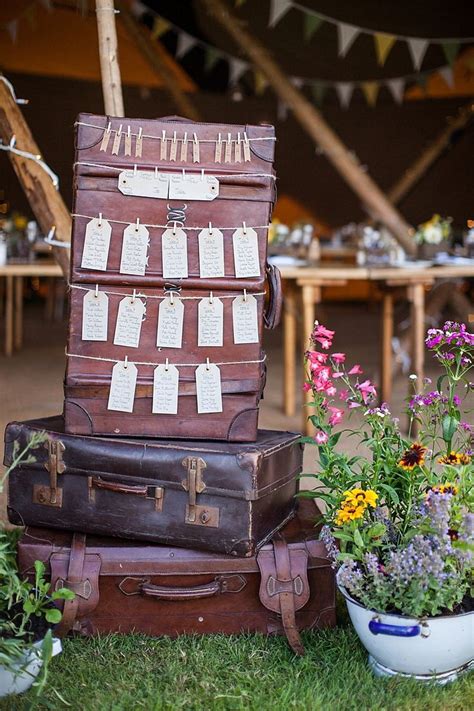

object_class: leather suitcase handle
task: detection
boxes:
[158,115,195,122]
[90,477,148,496]
[264,263,282,329]
[140,580,221,600]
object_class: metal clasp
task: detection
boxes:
[181,456,219,527]
[33,439,65,507]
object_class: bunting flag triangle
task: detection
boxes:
[151,16,171,40]
[204,46,221,72]
[438,65,455,88]
[361,81,379,107]
[311,83,327,107]
[337,23,360,57]
[269,0,292,28]
[254,70,269,95]
[304,13,323,42]
[228,57,248,85]
[277,100,289,121]
[290,77,304,89]
[6,20,18,43]
[374,33,396,66]
[386,77,405,104]
[130,0,149,17]
[441,41,460,66]
[335,82,354,109]
[407,37,429,70]
[176,31,197,59]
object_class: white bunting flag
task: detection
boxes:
[269,0,292,28]
[176,31,197,59]
[335,82,354,109]
[386,78,405,104]
[338,23,360,57]
[438,65,454,88]
[228,58,248,86]
[407,37,428,70]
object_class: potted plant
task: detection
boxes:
[301,321,473,683]
[414,213,452,260]
[0,433,74,698]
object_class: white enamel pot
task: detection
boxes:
[338,575,474,683]
[0,637,62,697]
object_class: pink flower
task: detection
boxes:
[348,364,363,375]
[303,382,312,392]
[332,353,346,364]
[357,379,377,404]
[328,406,344,426]
[307,351,328,365]
[332,371,344,379]
[314,430,328,445]
[313,324,335,340]
[317,338,332,350]
[339,389,349,401]
[348,401,362,409]
[326,385,337,397]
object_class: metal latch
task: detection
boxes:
[33,439,65,507]
[181,456,219,527]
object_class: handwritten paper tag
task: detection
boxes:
[156,296,184,349]
[198,297,223,347]
[224,135,232,163]
[198,228,225,278]
[81,218,112,271]
[82,290,109,341]
[108,361,137,413]
[195,363,222,414]
[232,294,259,344]
[232,227,261,278]
[120,223,149,276]
[114,296,145,348]
[118,170,168,199]
[161,228,188,279]
[152,364,179,414]
[168,174,219,201]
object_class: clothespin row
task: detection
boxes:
[100,123,143,158]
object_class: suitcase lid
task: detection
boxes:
[4,416,302,501]
[17,501,329,577]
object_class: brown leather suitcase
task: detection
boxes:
[16,502,336,655]
[6,416,302,556]
[65,114,279,440]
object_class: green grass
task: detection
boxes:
[2,615,473,711]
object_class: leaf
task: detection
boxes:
[23,599,36,614]
[296,490,318,499]
[353,528,364,548]
[52,588,75,601]
[442,414,458,442]
[368,522,386,538]
[45,607,62,624]
[377,483,400,505]
[34,559,45,578]
[332,531,353,542]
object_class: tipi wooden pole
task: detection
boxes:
[200,0,416,256]
[95,0,124,116]
[0,81,70,278]
[117,1,202,121]
[388,102,474,205]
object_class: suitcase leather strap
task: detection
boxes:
[257,537,310,656]
[52,533,101,636]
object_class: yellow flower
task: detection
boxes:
[343,488,378,509]
[438,451,471,466]
[399,442,426,471]
[13,215,27,230]
[335,503,365,526]
[430,482,459,496]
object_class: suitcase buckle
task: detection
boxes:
[181,456,219,527]
[33,439,65,507]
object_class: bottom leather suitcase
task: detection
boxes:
[5,416,302,556]
[17,502,336,655]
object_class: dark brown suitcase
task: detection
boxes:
[65,114,279,441]
[5,416,302,556]
[17,502,336,655]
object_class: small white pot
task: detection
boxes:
[0,637,62,697]
[338,576,474,683]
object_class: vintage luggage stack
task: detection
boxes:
[65,113,280,441]
[5,116,335,655]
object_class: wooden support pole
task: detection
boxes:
[96,0,124,117]
[200,0,416,256]
[0,81,70,279]
[388,102,474,205]
[116,1,202,121]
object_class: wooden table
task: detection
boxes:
[0,261,63,356]
[279,262,474,434]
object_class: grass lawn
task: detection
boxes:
[2,610,473,711]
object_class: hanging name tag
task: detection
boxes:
[120,223,150,276]
[152,364,179,414]
[232,294,259,344]
[232,227,261,278]
[161,228,188,279]
[82,290,109,341]
[168,173,219,201]
[118,170,168,199]
[156,296,184,349]
[198,228,225,278]
[195,363,222,414]
[81,218,112,271]
[108,361,137,413]
[114,296,145,348]
[198,297,223,347]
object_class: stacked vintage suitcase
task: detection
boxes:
[5,116,335,654]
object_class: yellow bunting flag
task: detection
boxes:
[151,16,171,40]
[361,81,379,107]
[374,33,396,66]
[254,70,268,96]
